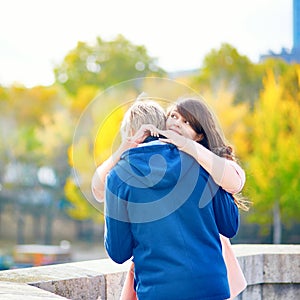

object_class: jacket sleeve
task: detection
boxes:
[212,187,240,238]
[104,172,134,264]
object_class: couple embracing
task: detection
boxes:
[92,96,248,300]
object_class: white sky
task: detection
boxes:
[0,0,293,87]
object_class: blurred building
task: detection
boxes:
[260,0,300,63]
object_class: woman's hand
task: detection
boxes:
[158,129,188,149]
[130,124,160,144]
[128,125,189,150]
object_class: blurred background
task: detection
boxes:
[0,0,299,270]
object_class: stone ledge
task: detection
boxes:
[0,281,67,299]
[0,259,131,300]
[234,244,300,285]
[0,245,299,299]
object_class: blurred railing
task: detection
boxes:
[0,244,299,299]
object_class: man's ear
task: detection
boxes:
[195,133,204,142]
[129,128,135,137]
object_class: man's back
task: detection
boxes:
[105,140,239,300]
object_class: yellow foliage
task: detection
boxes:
[36,111,72,158]
[246,69,300,222]
[64,178,102,222]
[6,84,67,126]
[68,145,74,167]
[297,67,300,87]
[71,85,99,114]
[200,87,250,158]
[93,105,126,165]
[64,178,90,220]
[71,136,95,191]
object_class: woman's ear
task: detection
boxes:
[195,133,204,142]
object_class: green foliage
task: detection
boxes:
[193,43,262,105]
[17,126,42,160]
[192,44,294,110]
[54,35,166,95]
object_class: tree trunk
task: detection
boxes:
[17,211,25,244]
[273,200,281,244]
[0,205,2,233]
[33,213,42,243]
[45,204,54,245]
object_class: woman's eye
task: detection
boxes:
[170,114,176,119]
[184,120,190,125]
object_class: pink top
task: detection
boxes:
[221,236,247,299]
[223,159,246,194]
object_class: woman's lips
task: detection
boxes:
[169,128,182,135]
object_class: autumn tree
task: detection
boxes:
[199,87,250,159]
[0,84,72,244]
[192,43,262,105]
[246,69,300,243]
[192,44,293,109]
[54,35,166,95]
[66,88,131,224]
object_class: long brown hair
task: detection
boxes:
[173,98,249,211]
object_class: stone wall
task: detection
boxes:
[0,244,299,299]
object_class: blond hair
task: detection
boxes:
[121,100,166,140]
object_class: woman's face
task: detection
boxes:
[166,108,201,141]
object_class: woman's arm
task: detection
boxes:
[91,125,154,202]
[158,129,245,194]
[91,140,132,202]
[180,138,245,194]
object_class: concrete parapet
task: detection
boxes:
[0,244,299,299]
[0,281,67,299]
[0,259,131,300]
[234,244,300,299]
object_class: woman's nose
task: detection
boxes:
[174,118,181,127]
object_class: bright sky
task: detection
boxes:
[0,0,292,88]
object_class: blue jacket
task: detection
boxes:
[105,140,239,300]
